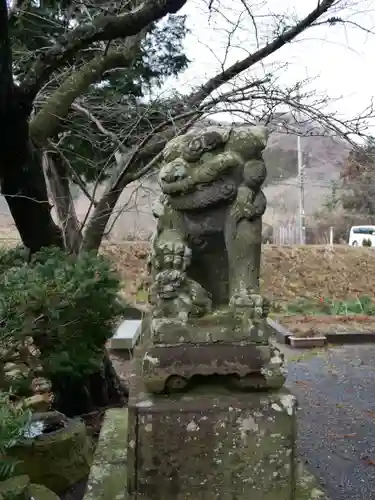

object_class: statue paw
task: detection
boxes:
[154,269,186,300]
[152,273,211,320]
[230,186,266,223]
[230,289,270,318]
[153,240,192,272]
[187,279,212,315]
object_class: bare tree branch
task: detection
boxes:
[48,138,97,206]
[80,1,343,251]
[188,0,337,105]
[20,0,188,99]
[30,38,143,144]
[71,102,128,155]
[82,111,201,250]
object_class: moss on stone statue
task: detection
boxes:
[83,408,128,500]
[151,125,270,323]
[9,417,92,494]
[152,310,272,345]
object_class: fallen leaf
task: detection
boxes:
[363,457,375,466]
[295,380,311,387]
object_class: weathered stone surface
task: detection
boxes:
[148,126,270,335]
[296,463,330,499]
[138,125,283,388]
[120,126,329,500]
[141,341,286,394]
[151,310,273,345]
[0,477,79,500]
[0,475,30,500]
[83,408,128,500]
[30,483,60,500]
[9,412,92,494]
[128,383,297,499]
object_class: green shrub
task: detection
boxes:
[0,391,32,480]
[0,247,123,402]
[0,246,28,275]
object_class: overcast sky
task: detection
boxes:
[161,0,375,134]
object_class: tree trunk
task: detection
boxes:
[82,131,174,252]
[0,89,64,253]
[49,351,128,417]
[44,150,83,254]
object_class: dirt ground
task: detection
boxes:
[101,243,375,306]
[278,314,375,337]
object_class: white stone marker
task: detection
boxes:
[108,319,142,350]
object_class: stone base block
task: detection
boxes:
[128,386,298,499]
[142,342,286,394]
[151,310,273,345]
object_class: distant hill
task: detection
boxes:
[0,117,350,241]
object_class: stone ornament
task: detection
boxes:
[142,125,285,393]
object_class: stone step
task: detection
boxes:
[107,319,142,350]
[83,408,128,500]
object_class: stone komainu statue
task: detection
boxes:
[142,125,284,393]
[149,125,269,320]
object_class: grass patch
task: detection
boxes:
[274,295,375,317]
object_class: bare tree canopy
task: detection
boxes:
[0,0,374,252]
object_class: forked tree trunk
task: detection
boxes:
[43,150,83,254]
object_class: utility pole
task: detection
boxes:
[297,135,306,244]
[296,98,306,245]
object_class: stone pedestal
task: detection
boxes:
[128,370,298,500]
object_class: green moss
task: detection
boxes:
[9,417,92,494]
[132,388,297,499]
[30,484,60,500]
[0,475,30,500]
[83,408,128,500]
[134,289,148,303]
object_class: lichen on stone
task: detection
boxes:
[83,408,128,500]
[149,125,271,335]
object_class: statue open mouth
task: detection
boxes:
[165,176,238,211]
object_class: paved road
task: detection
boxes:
[285,344,375,500]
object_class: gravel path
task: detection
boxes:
[285,344,375,500]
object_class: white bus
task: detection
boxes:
[348,225,375,246]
